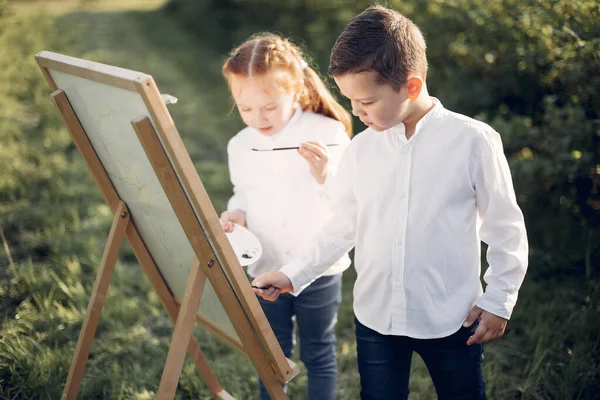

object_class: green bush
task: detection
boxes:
[166,0,600,278]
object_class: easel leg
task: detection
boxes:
[50,91,228,398]
[62,201,130,400]
[125,224,229,398]
[132,81,300,381]
[183,334,232,399]
[157,258,207,399]
[131,117,230,398]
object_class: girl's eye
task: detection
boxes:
[361,101,374,106]
[240,108,251,113]
[264,106,277,111]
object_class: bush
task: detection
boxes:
[165,0,600,278]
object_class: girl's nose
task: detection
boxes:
[256,109,268,123]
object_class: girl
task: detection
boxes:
[220,33,353,400]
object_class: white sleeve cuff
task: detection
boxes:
[317,166,336,198]
[280,260,315,296]
[227,197,247,213]
[475,290,519,320]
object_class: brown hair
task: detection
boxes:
[328,5,428,91]
[223,33,353,136]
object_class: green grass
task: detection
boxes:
[0,2,255,398]
[1,1,599,399]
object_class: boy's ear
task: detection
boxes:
[406,76,424,101]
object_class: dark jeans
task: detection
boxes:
[256,274,342,400]
[355,317,486,400]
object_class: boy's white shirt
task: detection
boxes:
[280,99,529,339]
[227,108,352,279]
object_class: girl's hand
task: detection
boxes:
[298,141,330,184]
[219,209,247,233]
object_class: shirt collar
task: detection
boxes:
[414,97,444,132]
[388,97,444,140]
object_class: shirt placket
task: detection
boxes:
[391,141,412,333]
[273,150,291,256]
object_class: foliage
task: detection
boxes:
[166,0,600,278]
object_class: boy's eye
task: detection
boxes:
[361,101,374,106]
[239,108,251,112]
[264,106,277,111]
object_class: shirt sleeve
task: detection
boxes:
[226,139,247,212]
[280,142,357,294]
[473,130,529,319]
[320,126,352,196]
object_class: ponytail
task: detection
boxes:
[300,66,353,137]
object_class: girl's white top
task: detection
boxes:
[227,108,352,279]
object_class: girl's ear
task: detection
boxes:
[406,76,424,101]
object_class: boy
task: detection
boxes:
[253,5,528,399]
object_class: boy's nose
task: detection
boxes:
[351,101,365,117]
[352,107,366,117]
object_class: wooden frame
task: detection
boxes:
[35,51,299,400]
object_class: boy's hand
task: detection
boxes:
[252,271,293,301]
[219,209,247,233]
[463,305,507,345]
[298,141,330,184]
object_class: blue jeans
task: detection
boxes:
[256,274,342,400]
[355,317,486,400]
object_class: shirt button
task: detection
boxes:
[394,281,403,289]
[281,222,287,227]
[400,193,406,199]
[396,239,403,246]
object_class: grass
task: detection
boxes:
[1,1,599,399]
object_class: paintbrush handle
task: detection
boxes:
[252,144,341,151]
[271,146,300,151]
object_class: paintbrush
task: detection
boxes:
[252,144,340,152]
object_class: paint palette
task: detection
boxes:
[224,224,263,267]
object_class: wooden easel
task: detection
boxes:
[37,51,299,400]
